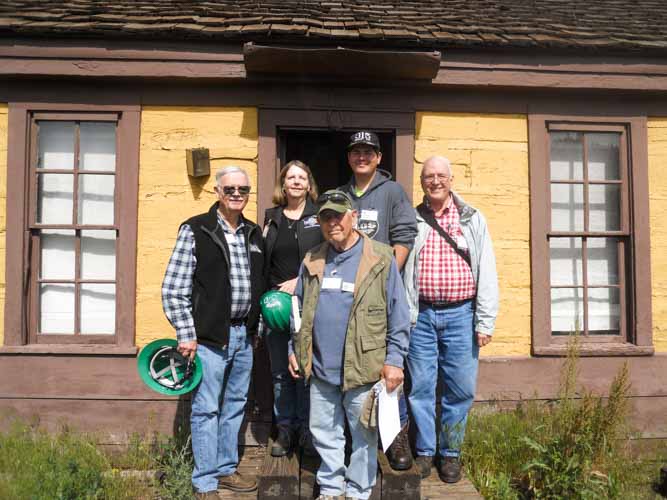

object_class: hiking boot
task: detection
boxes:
[217,471,257,492]
[385,423,413,471]
[271,425,294,457]
[415,455,433,478]
[194,491,220,500]
[437,456,462,483]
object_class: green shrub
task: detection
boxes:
[0,423,150,500]
[154,432,195,500]
[463,336,646,500]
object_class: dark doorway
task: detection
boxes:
[279,129,396,193]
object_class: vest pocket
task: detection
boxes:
[360,335,385,352]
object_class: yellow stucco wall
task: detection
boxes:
[0,104,7,345]
[648,119,667,353]
[136,107,258,348]
[415,113,531,356]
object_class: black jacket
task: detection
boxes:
[262,198,323,287]
[183,203,264,347]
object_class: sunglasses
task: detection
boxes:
[221,185,251,196]
[317,191,353,206]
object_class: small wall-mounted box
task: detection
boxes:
[186,148,210,177]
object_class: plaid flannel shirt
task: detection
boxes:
[161,212,252,344]
[417,196,476,303]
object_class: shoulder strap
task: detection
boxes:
[417,203,471,268]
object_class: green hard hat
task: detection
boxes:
[137,338,203,396]
[260,290,292,333]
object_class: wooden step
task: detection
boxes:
[377,451,421,500]
[257,438,300,499]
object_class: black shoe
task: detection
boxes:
[415,455,433,478]
[385,424,413,471]
[437,456,462,483]
[271,426,293,457]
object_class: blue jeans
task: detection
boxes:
[190,326,253,493]
[309,377,377,499]
[407,301,478,458]
[265,328,309,429]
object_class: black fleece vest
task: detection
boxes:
[183,204,264,347]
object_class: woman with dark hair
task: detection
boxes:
[263,159,323,457]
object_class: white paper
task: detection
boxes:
[378,382,402,452]
[291,295,301,333]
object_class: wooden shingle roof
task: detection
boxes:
[2,0,667,53]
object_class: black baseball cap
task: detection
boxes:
[347,130,381,151]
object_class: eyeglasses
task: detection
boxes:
[316,191,353,207]
[421,173,450,183]
[221,185,251,196]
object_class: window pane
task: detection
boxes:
[587,238,619,285]
[588,133,620,180]
[40,283,75,334]
[80,122,116,172]
[588,287,620,334]
[550,132,583,180]
[37,173,73,224]
[551,184,584,231]
[550,237,582,286]
[40,230,75,280]
[38,121,75,170]
[589,184,621,231]
[81,230,116,279]
[80,284,115,334]
[78,174,115,225]
[551,288,584,335]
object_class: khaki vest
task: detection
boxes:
[294,233,394,391]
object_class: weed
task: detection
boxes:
[462,335,654,500]
[154,430,195,500]
[0,421,150,500]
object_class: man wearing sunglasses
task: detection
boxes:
[287,190,410,500]
[340,130,417,470]
[162,166,264,498]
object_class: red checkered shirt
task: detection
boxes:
[418,197,476,303]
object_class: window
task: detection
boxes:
[31,118,118,341]
[529,116,653,356]
[3,105,140,352]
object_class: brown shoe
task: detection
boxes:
[194,491,220,499]
[385,423,413,471]
[217,471,257,492]
[437,456,462,483]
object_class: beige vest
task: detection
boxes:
[294,233,394,391]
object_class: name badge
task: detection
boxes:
[322,277,342,290]
[456,235,468,250]
[341,282,355,293]
[360,209,378,222]
[225,233,237,245]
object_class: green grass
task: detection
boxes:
[462,337,665,499]
[0,422,151,500]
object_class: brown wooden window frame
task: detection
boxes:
[2,103,140,355]
[529,115,653,356]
